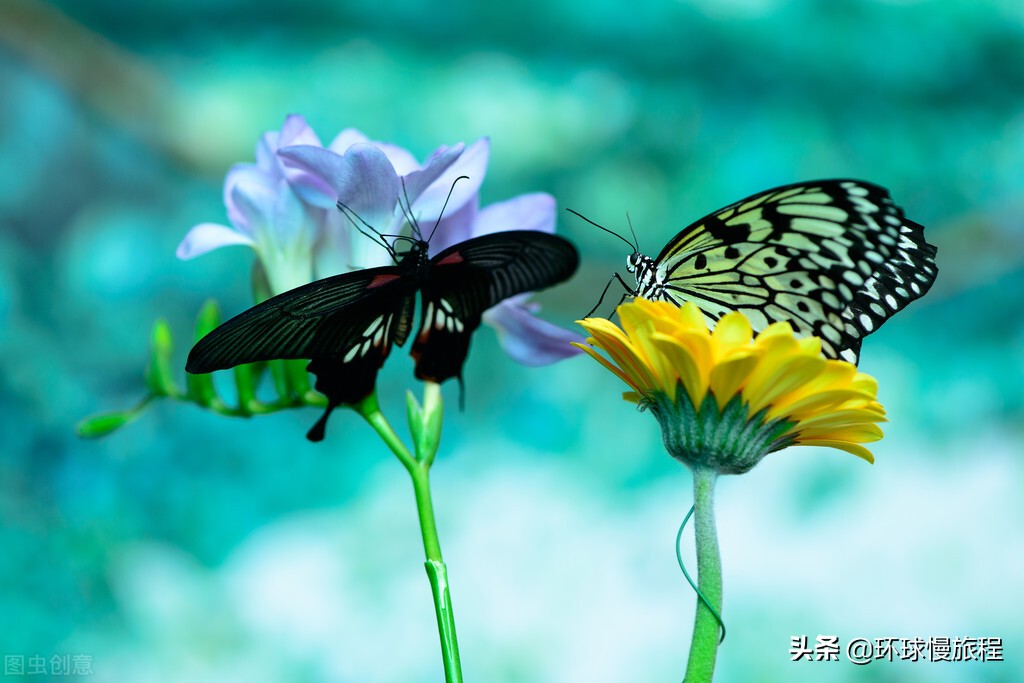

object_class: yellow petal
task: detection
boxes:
[571,342,641,393]
[796,439,876,463]
[711,311,754,360]
[768,388,874,421]
[674,301,710,333]
[709,353,758,410]
[792,409,886,434]
[650,333,708,407]
[745,355,827,414]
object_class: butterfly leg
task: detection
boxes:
[585,272,636,318]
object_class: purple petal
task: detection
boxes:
[400,143,465,219]
[254,132,280,171]
[426,197,478,255]
[267,179,312,246]
[277,145,345,208]
[328,129,420,182]
[327,128,370,154]
[374,143,420,175]
[474,192,556,237]
[314,210,354,278]
[483,299,585,366]
[231,178,279,232]
[280,144,400,225]
[279,114,322,148]
[223,163,267,229]
[332,144,401,230]
[176,223,254,260]
[409,138,489,221]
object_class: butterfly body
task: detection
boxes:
[611,180,937,362]
[187,230,578,441]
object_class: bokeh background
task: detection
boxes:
[2,0,1022,681]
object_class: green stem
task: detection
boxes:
[684,466,722,683]
[411,464,462,683]
[357,392,463,683]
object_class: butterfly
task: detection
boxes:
[186,229,579,441]
[574,179,938,363]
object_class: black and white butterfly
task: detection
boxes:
[574,179,938,363]
[186,221,578,442]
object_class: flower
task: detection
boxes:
[280,136,583,366]
[279,134,486,274]
[574,299,885,473]
[435,191,585,365]
[177,114,324,295]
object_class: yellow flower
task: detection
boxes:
[574,299,885,473]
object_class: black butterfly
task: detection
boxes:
[575,179,938,363]
[186,230,579,441]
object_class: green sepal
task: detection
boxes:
[233,363,262,415]
[193,299,221,341]
[407,382,443,466]
[644,388,797,475]
[185,302,222,406]
[267,360,290,400]
[76,395,153,438]
[144,319,178,397]
[185,372,218,407]
[76,410,136,438]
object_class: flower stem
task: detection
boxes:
[684,465,722,683]
[410,463,462,683]
[356,390,463,683]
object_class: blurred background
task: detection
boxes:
[2,0,1022,681]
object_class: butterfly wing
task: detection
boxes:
[186,264,418,441]
[835,218,938,361]
[410,231,579,384]
[643,180,938,361]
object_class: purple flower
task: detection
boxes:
[279,136,489,276]
[181,117,581,367]
[281,137,582,365]
[177,115,325,295]
[435,192,586,365]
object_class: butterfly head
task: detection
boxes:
[392,236,430,267]
[625,252,645,274]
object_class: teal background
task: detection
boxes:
[2,0,1022,681]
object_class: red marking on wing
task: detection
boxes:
[368,274,402,288]
[436,252,464,266]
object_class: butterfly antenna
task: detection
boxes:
[398,177,422,241]
[336,200,396,260]
[565,208,637,252]
[427,175,470,244]
[625,211,640,252]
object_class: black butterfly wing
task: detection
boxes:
[643,180,937,361]
[836,218,938,362]
[186,264,419,441]
[410,231,579,383]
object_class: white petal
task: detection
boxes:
[176,223,254,260]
